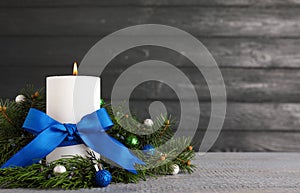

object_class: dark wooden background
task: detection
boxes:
[1,0,300,152]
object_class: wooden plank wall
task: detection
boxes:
[0,0,300,151]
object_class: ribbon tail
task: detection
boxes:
[80,131,144,174]
[1,127,67,168]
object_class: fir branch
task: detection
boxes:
[0,89,196,189]
[0,105,15,128]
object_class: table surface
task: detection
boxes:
[1,153,300,193]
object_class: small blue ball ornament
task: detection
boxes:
[143,144,156,156]
[95,169,112,187]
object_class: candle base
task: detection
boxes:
[46,144,100,162]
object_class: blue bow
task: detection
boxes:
[1,108,144,174]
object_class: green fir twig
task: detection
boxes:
[0,86,196,189]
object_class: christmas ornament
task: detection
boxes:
[126,135,139,147]
[15,95,25,103]
[160,154,167,161]
[0,85,196,189]
[186,160,191,166]
[2,108,144,174]
[31,91,39,99]
[143,144,155,156]
[187,146,193,151]
[165,120,170,125]
[144,119,154,127]
[100,98,105,107]
[95,165,112,187]
[53,165,66,174]
[95,170,112,187]
[170,164,180,175]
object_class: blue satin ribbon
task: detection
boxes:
[1,108,144,174]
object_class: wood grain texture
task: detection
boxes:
[201,131,300,152]
[0,1,299,152]
[2,65,300,102]
[0,7,299,37]
[1,0,300,7]
[0,66,70,99]
[1,37,300,68]
[126,101,300,132]
[2,63,300,133]
[103,67,300,102]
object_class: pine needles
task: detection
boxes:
[0,86,196,189]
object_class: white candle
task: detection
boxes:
[46,63,101,162]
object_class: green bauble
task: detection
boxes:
[126,135,139,147]
[100,98,105,107]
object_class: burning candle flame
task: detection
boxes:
[73,62,78,76]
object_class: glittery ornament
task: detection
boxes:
[95,170,112,187]
[170,164,180,175]
[142,144,155,156]
[15,95,25,103]
[126,135,139,147]
[143,119,154,127]
[53,165,66,174]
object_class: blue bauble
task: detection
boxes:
[143,144,155,156]
[95,170,112,187]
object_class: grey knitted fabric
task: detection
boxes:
[1,153,300,193]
